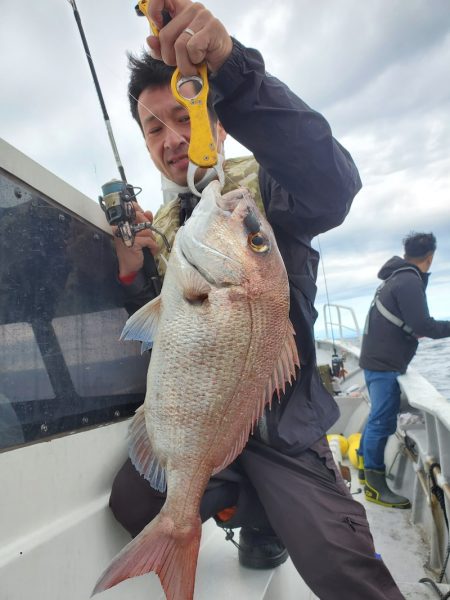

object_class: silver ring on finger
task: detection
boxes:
[183,28,195,37]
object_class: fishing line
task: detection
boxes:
[317,236,337,353]
[66,0,237,191]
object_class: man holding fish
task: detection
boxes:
[98,1,406,598]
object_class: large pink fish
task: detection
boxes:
[93,181,299,599]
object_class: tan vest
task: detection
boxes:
[152,155,264,277]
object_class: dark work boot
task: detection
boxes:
[238,527,289,569]
[364,470,411,509]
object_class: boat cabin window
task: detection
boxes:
[0,170,149,451]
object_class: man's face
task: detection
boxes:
[137,84,226,187]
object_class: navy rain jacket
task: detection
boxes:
[211,40,361,453]
[359,256,450,374]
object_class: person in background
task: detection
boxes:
[108,0,406,597]
[359,232,450,508]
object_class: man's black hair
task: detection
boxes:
[403,231,436,259]
[127,51,217,131]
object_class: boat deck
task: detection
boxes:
[97,466,448,600]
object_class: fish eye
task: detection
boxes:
[248,232,269,253]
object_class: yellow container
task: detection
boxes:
[347,432,362,448]
[348,440,361,468]
[326,434,349,457]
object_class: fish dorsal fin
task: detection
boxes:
[212,427,251,477]
[212,320,299,476]
[128,405,167,493]
[262,320,300,411]
[120,295,162,351]
[179,266,211,304]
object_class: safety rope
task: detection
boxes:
[429,462,450,584]
[398,440,450,599]
[419,577,450,600]
[417,463,450,597]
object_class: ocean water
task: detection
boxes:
[411,336,450,401]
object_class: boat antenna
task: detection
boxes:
[67,0,127,183]
[317,236,337,354]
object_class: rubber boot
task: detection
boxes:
[364,470,411,509]
[357,454,365,484]
[238,527,289,569]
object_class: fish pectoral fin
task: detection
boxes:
[180,266,211,304]
[128,406,167,492]
[120,295,162,348]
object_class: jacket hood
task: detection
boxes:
[377,256,409,280]
[377,255,429,286]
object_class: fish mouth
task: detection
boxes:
[178,181,257,286]
[178,183,246,286]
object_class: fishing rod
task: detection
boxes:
[67,0,127,183]
[67,0,170,297]
[317,236,346,381]
[67,0,138,246]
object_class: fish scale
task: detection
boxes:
[93,181,299,600]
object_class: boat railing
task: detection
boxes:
[323,303,361,345]
[397,368,450,578]
[398,369,450,488]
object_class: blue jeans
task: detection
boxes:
[359,369,401,470]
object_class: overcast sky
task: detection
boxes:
[1,0,449,332]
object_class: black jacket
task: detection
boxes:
[123,39,362,454]
[359,256,450,374]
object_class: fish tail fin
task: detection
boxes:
[92,512,202,600]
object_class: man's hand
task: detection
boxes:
[113,203,159,278]
[146,1,233,76]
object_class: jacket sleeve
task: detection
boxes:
[211,39,362,236]
[120,269,159,316]
[394,273,450,339]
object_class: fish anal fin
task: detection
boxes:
[121,295,162,345]
[92,512,202,599]
[128,406,167,492]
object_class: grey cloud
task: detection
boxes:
[264,1,450,110]
[1,0,449,310]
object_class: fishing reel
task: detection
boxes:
[99,179,139,247]
[99,179,171,251]
[331,353,346,379]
